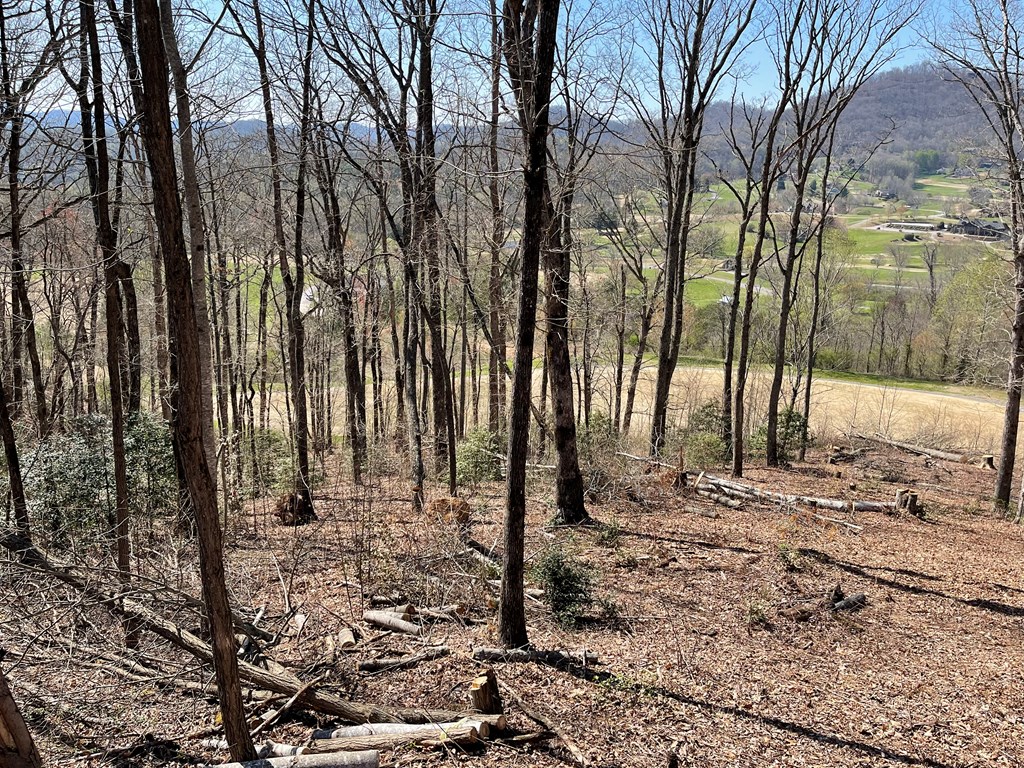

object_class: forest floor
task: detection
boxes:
[5,439,1024,768]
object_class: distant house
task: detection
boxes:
[885,221,938,232]
[874,189,897,201]
[949,217,1010,238]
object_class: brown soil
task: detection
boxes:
[3,442,1023,768]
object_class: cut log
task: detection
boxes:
[906,492,921,517]
[832,593,867,612]
[313,720,489,740]
[694,488,743,509]
[689,472,893,518]
[357,646,449,673]
[852,433,967,463]
[312,714,505,741]
[471,647,597,666]
[685,505,719,519]
[309,725,480,753]
[469,669,502,715]
[361,611,422,636]
[894,489,924,518]
[0,531,458,725]
[203,739,304,758]
[210,751,378,768]
[338,629,357,650]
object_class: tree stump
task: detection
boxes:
[469,668,503,715]
[0,667,42,768]
[895,488,922,517]
[273,489,317,525]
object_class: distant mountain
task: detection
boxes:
[839,63,986,158]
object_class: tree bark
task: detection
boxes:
[499,0,561,649]
[158,0,217,486]
[132,0,256,758]
[0,668,41,768]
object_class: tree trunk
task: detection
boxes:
[499,0,561,649]
[0,377,30,536]
[159,0,217,485]
[543,217,587,524]
[0,668,41,768]
[132,0,256,758]
[996,260,1024,509]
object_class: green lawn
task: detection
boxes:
[846,228,919,256]
[685,277,730,307]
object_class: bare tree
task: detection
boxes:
[932,0,1024,512]
[499,0,561,649]
[1,0,60,436]
[316,0,458,501]
[227,0,314,512]
[133,0,256,756]
[762,0,911,467]
[626,0,756,456]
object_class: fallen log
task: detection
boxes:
[313,720,490,740]
[694,488,744,509]
[361,611,422,636]
[337,629,357,650]
[0,531,458,725]
[832,593,867,612]
[471,647,597,666]
[357,646,449,673]
[308,725,480,753]
[852,433,967,463]
[615,452,676,470]
[209,751,378,768]
[690,473,891,518]
[312,714,506,741]
[203,739,304,758]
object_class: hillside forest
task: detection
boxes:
[2,0,1024,767]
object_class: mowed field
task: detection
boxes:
[302,362,1008,458]
[609,365,1006,455]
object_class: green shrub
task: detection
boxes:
[814,349,854,372]
[595,518,623,548]
[531,545,594,628]
[25,412,177,543]
[686,400,726,437]
[578,412,616,463]
[242,429,294,494]
[749,408,810,462]
[456,428,503,485]
[685,431,727,469]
